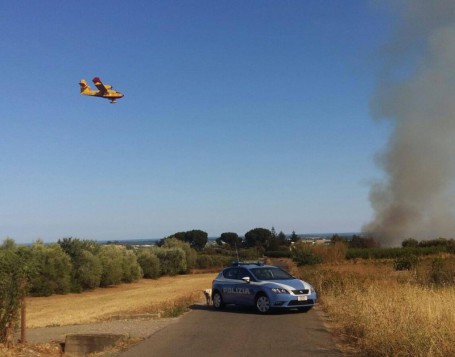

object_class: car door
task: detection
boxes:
[233,268,256,306]
[221,267,239,303]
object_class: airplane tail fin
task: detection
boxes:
[79,79,91,94]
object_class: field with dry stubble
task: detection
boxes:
[26,273,214,328]
[298,260,455,357]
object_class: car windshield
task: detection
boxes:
[250,267,293,281]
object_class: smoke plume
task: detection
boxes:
[363,1,455,246]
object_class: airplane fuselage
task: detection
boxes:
[91,90,124,102]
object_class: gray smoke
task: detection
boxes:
[363,1,455,246]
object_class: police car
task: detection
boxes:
[211,261,317,313]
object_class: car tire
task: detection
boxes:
[212,291,225,310]
[255,294,271,313]
[298,306,312,313]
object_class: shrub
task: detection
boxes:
[98,245,124,287]
[121,249,143,283]
[346,246,447,260]
[74,250,102,291]
[137,249,161,279]
[320,242,347,263]
[0,248,28,343]
[196,254,233,269]
[348,235,380,248]
[265,250,292,258]
[196,254,213,269]
[291,243,323,266]
[28,242,72,296]
[162,238,197,272]
[393,254,418,271]
[58,238,102,292]
[238,247,263,260]
[292,242,322,266]
[429,257,455,287]
[153,247,187,276]
[402,238,418,247]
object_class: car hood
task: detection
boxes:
[267,279,309,291]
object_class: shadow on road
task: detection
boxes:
[189,303,313,316]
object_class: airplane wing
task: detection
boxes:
[92,77,108,95]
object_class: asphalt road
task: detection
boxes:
[118,304,343,357]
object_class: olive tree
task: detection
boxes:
[121,249,143,283]
[162,238,197,272]
[153,247,187,276]
[58,238,102,292]
[98,245,124,287]
[28,241,72,296]
[98,245,142,286]
[136,248,161,279]
[75,250,102,290]
[0,245,29,344]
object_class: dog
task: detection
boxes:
[203,289,212,305]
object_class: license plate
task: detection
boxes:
[297,296,307,301]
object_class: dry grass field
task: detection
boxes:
[26,273,214,328]
[299,260,455,356]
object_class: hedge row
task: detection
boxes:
[346,246,448,260]
[0,237,242,298]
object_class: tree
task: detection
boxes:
[290,231,299,243]
[29,241,73,296]
[1,237,16,250]
[163,230,208,251]
[278,231,288,246]
[162,238,197,271]
[184,230,208,251]
[121,249,143,283]
[164,232,186,243]
[153,247,187,275]
[402,238,418,248]
[58,237,100,257]
[331,234,345,244]
[218,232,242,249]
[98,245,124,287]
[291,242,323,265]
[75,250,102,290]
[271,227,277,239]
[0,245,29,344]
[348,235,380,249]
[266,227,280,251]
[58,237,101,292]
[136,249,160,279]
[244,228,272,249]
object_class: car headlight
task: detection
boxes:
[271,288,289,294]
[309,285,316,294]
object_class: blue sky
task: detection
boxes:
[1,1,395,243]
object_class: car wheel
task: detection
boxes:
[212,291,225,310]
[298,306,312,313]
[255,294,271,313]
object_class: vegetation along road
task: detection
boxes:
[118,305,342,357]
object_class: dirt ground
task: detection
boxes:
[8,316,184,357]
[21,315,183,345]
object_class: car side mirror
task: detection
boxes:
[241,276,250,284]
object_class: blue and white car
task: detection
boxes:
[211,262,317,313]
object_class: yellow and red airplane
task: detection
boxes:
[79,77,124,103]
